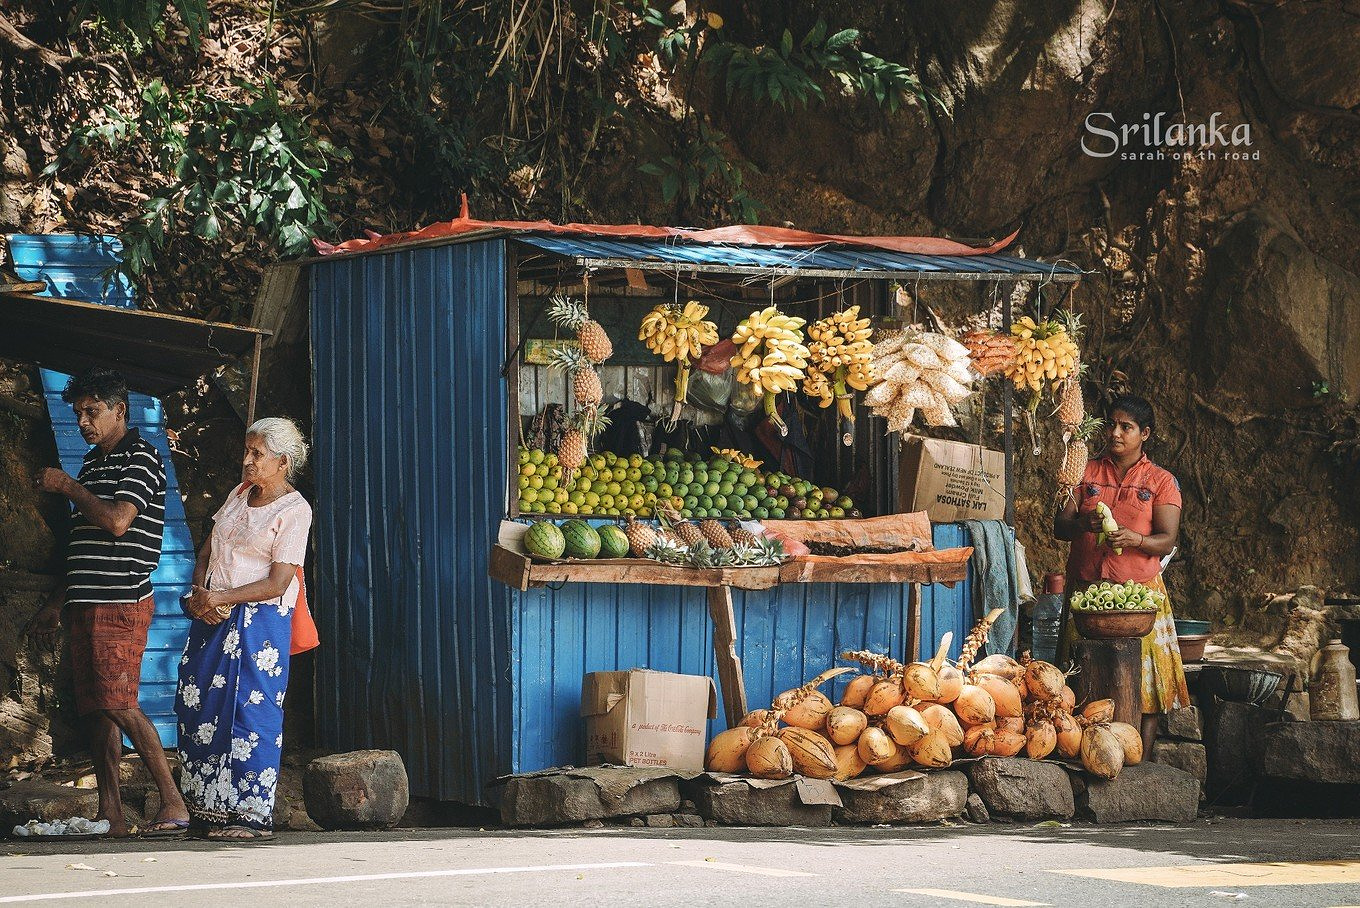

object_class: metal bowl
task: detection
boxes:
[1072,609,1157,639]
[1175,618,1211,637]
[1200,665,1283,705]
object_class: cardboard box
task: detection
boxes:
[581,670,717,770]
[898,435,1006,522]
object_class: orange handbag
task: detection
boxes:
[290,566,320,655]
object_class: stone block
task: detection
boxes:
[692,781,833,827]
[0,780,100,827]
[1078,763,1199,823]
[1159,706,1202,741]
[835,771,968,824]
[499,769,681,827]
[1205,700,1275,800]
[965,792,990,824]
[966,758,1075,819]
[1152,741,1207,783]
[674,813,704,827]
[1258,720,1360,784]
[303,750,409,830]
[644,813,675,828]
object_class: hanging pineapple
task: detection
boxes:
[1058,416,1104,493]
[548,294,613,364]
[556,407,609,477]
[547,346,604,408]
[731,305,809,436]
[639,301,720,424]
[804,306,875,446]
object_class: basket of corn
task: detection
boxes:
[1069,581,1163,639]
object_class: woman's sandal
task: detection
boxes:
[205,825,273,843]
[140,818,191,839]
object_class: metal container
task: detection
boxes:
[1310,639,1359,721]
[1201,665,1283,705]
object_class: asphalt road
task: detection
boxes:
[4,819,1359,907]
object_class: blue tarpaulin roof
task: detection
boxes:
[514,234,1083,281]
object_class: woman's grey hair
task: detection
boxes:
[246,417,309,481]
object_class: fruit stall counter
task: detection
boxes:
[305,226,1081,804]
[492,512,972,728]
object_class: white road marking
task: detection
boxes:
[668,860,816,877]
[0,862,654,903]
[893,889,1049,906]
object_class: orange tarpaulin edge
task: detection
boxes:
[313,195,1020,258]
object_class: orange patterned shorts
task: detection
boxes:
[66,598,155,715]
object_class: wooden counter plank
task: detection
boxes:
[489,545,969,591]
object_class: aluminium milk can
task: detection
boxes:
[1310,639,1359,721]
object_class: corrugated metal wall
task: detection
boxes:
[310,240,513,804]
[7,234,194,747]
[308,236,977,803]
[510,523,973,774]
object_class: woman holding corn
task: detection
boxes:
[1053,394,1189,757]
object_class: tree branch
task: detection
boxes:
[0,12,72,69]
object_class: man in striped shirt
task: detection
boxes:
[27,369,189,838]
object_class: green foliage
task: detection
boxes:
[638,127,759,223]
[51,77,348,276]
[76,0,209,42]
[703,19,926,113]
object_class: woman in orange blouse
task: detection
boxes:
[1053,395,1190,757]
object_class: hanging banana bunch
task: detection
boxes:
[731,305,809,437]
[639,300,720,425]
[803,306,874,446]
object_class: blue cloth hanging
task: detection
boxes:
[960,520,1021,657]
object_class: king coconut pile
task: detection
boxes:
[705,609,1141,782]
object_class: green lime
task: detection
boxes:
[642,477,659,493]
[718,481,735,496]
[711,495,728,511]
[639,461,655,476]
[753,507,769,519]
[743,495,758,511]
[627,468,642,482]
[776,496,789,510]
[704,481,720,497]
[619,480,636,496]
[658,482,673,498]
[699,495,713,510]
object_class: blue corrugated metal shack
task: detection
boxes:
[305,227,1082,804]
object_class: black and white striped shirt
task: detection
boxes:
[64,428,167,606]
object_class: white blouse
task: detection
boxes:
[206,484,312,606]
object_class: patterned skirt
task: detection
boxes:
[1059,573,1191,714]
[175,600,292,830]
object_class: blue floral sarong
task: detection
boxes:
[175,599,291,830]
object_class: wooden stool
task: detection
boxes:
[1073,637,1142,725]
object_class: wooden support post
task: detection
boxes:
[246,333,262,427]
[907,582,923,663]
[1073,637,1142,726]
[706,585,747,728]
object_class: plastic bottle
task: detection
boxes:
[1030,573,1066,663]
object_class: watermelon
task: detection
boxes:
[524,521,565,560]
[597,525,629,559]
[561,519,601,559]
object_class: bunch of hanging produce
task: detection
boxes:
[1069,580,1165,612]
[730,306,810,437]
[549,294,614,364]
[710,447,763,469]
[702,607,1141,781]
[1005,312,1080,398]
[959,328,1019,377]
[639,301,721,424]
[551,407,609,479]
[515,446,848,519]
[802,306,875,446]
[864,328,977,431]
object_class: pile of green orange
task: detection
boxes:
[516,447,856,520]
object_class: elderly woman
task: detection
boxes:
[1054,394,1189,758]
[176,418,313,841]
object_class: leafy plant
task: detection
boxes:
[703,19,927,113]
[51,76,348,276]
[75,0,209,42]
